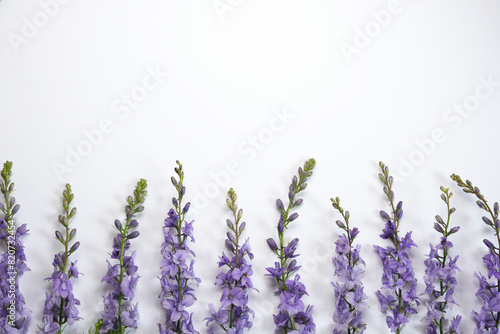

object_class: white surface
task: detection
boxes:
[1,0,500,332]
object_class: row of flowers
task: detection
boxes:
[0,159,498,334]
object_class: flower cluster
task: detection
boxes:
[158,161,201,334]
[373,162,419,333]
[451,174,500,333]
[266,158,316,334]
[422,186,462,334]
[98,178,147,333]
[0,161,31,333]
[330,197,367,334]
[205,188,255,334]
[38,183,81,334]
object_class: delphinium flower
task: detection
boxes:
[265,158,316,334]
[451,174,500,333]
[205,188,255,334]
[0,161,31,333]
[330,197,367,334]
[38,183,81,334]
[422,186,462,334]
[158,161,201,334]
[91,178,147,334]
[373,161,419,333]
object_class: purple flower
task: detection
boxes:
[204,189,254,334]
[331,197,367,334]
[266,159,316,334]
[373,162,419,333]
[94,179,147,334]
[451,174,500,333]
[159,161,200,334]
[422,187,462,334]
[0,161,31,333]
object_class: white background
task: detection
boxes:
[1,0,500,332]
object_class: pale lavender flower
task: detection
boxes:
[373,162,419,333]
[451,174,500,333]
[265,159,316,334]
[422,186,462,334]
[158,161,200,334]
[205,188,254,334]
[0,161,32,333]
[93,179,147,334]
[331,197,367,334]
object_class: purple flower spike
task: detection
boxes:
[451,174,500,333]
[265,159,316,334]
[38,184,82,334]
[96,179,147,334]
[0,161,31,333]
[205,188,255,334]
[423,186,462,334]
[158,161,201,334]
[373,162,420,333]
[330,197,367,333]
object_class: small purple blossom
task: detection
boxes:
[158,161,201,334]
[423,186,462,334]
[96,179,147,334]
[373,162,419,333]
[0,161,32,333]
[451,174,500,333]
[266,159,316,334]
[205,188,254,334]
[331,197,367,334]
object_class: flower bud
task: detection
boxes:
[484,239,496,250]
[380,210,390,221]
[172,197,178,208]
[70,241,80,253]
[278,219,285,233]
[289,213,299,222]
[276,199,284,211]
[182,202,191,214]
[171,176,178,187]
[294,198,303,207]
[336,220,345,229]
[55,230,64,243]
[239,221,246,232]
[448,226,460,235]
[433,223,444,233]
[69,228,77,241]
[129,220,139,228]
[435,215,444,225]
[267,238,278,252]
[114,219,123,230]
[180,186,186,197]
[12,204,20,215]
[226,232,236,244]
[483,217,493,226]
[127,231,140,239]
[226,219,234,230]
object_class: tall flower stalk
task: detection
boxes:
[422,186,462,334]
[451,174,500,333]
[373,162,419,333]
[158,161,200,334]
[93,178,147,334]
[205,188,255,334]
[331,197,367,334]
[0,161,31,333]
[265,158,316,334]
[38,183,81,334]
